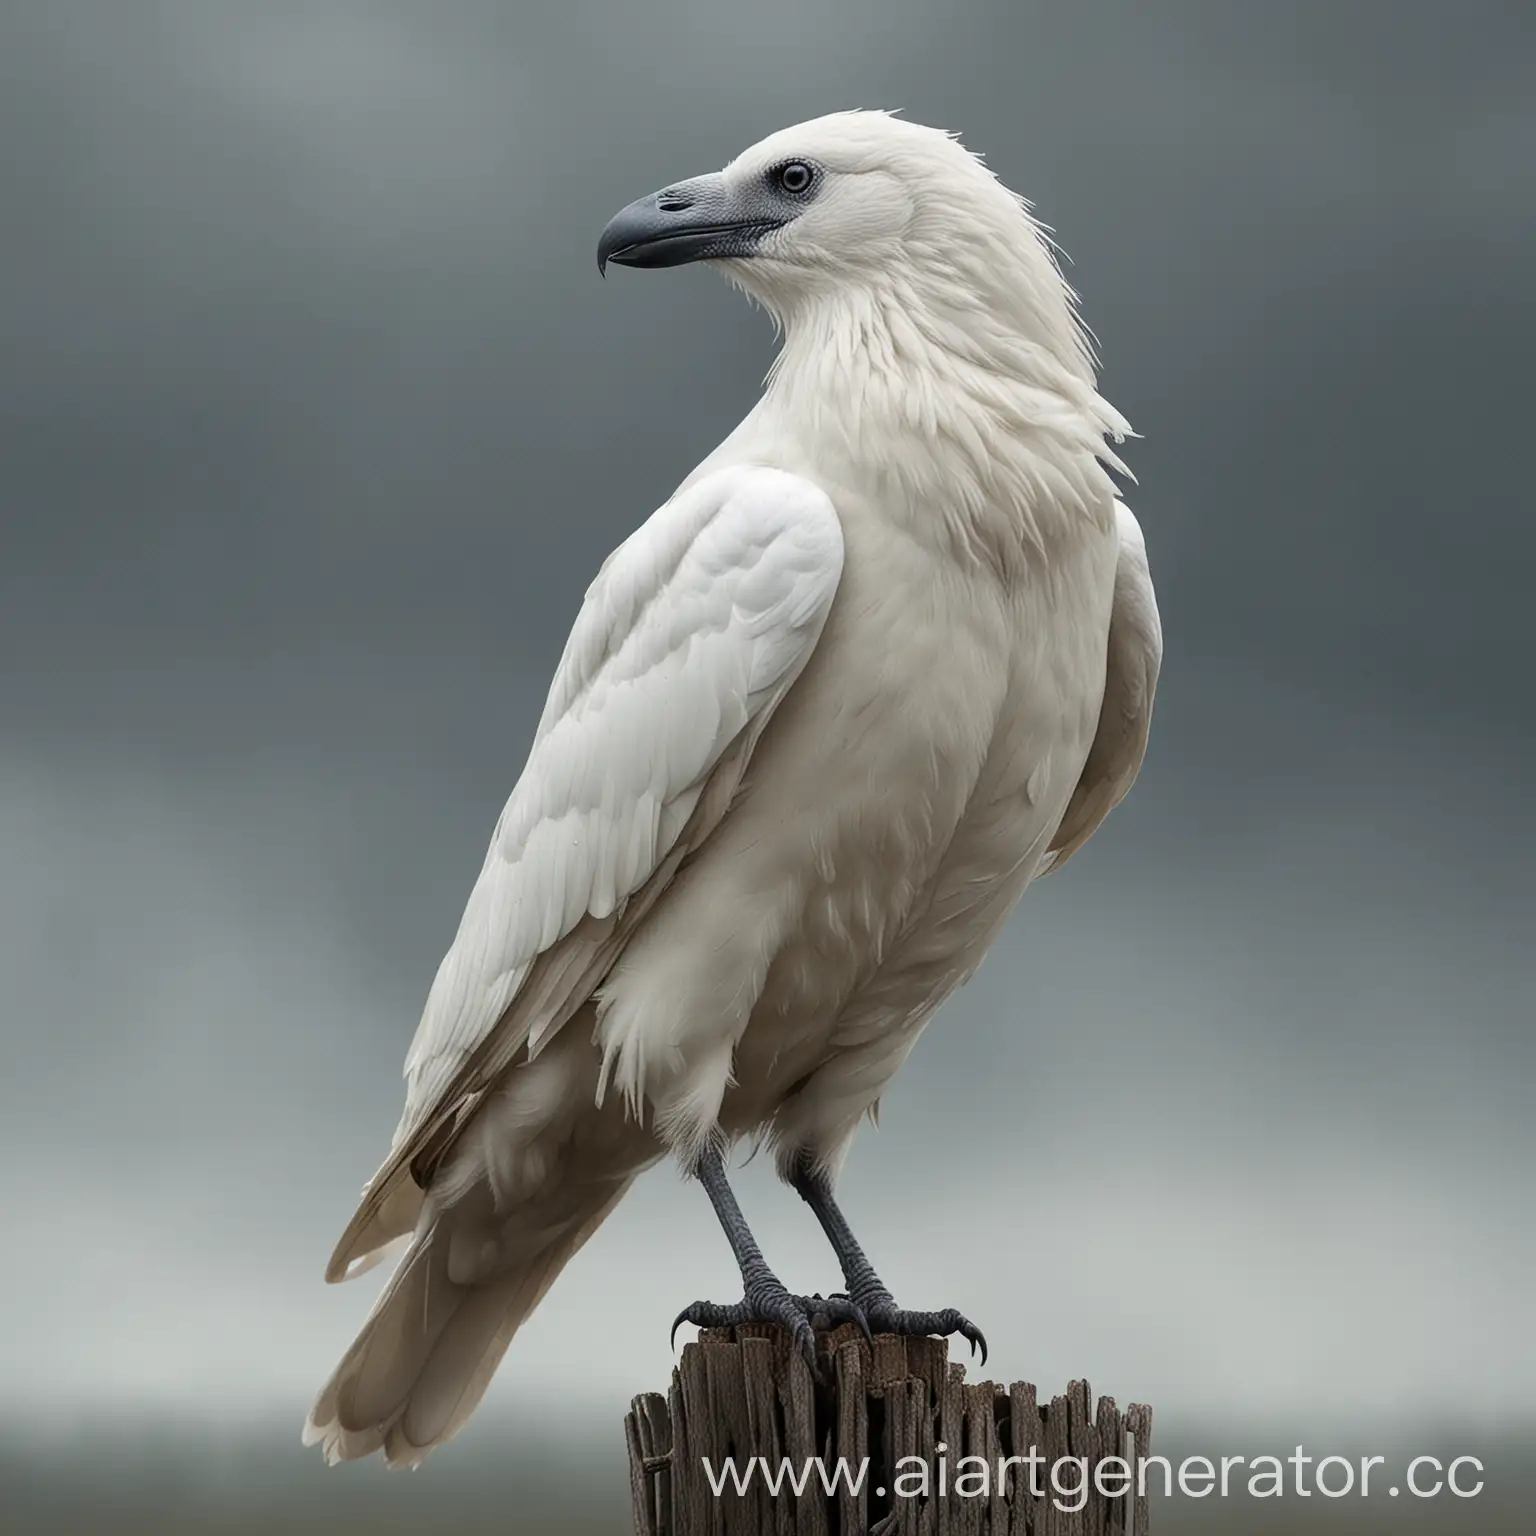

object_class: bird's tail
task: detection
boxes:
[303,1170,633,1467]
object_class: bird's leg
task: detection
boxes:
[673,1141,868,1369]
[790,1155,987,1362]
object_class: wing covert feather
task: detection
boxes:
[326,466,842,1279]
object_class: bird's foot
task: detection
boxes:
[854,1286,988,1365]
[672,1278,870,1370]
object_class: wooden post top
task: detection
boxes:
[627,1324,1153,1535]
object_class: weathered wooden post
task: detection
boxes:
[626,1323,1153,1535]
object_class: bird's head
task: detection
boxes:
[597,111,1082,355]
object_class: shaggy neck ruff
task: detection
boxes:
[739,218,1131,576]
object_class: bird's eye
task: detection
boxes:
[773,161,815,196]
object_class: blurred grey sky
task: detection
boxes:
[1,0,1531,1511]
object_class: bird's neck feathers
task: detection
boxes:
[754,229,1131,574]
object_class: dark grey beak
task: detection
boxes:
[597,172,784,275]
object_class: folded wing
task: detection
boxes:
[326,466,844,1280]
[1039,503,1162,874]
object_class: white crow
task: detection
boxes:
[305,110,1161,1467]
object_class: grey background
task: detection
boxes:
[1,1,1531,1530]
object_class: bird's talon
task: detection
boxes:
[669,1283,870,1362]
[968,1325,989,1366]
[856,1298,988,1361]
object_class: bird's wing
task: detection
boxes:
[1038,504,1162,875]
[326,465,843,1280]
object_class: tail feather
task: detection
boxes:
[326,1172,423,1284]
[305,1176,632,1467]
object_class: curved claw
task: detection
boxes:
[671,1299,745,1349]
[844,1301,875,1347]
[767,1293,819,1371]
[668,1289,859,1370]
[958,1320,995,1370]
[790,1316,818,1374]
[963,1321,988,1367]
[804,1292,873,1345]
[932,1307,987,1366]
[861,1300,988,1366]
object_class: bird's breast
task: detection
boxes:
[596,473,1119,1143]
[738,489,1118,1037]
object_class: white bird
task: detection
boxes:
[305,110,1161,1467]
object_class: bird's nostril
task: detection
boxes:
[656,190,695,212]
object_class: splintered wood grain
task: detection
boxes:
[628,1391,672,1536]
[741,1336,795,1536]
[1063,1379,1097,1533]
[1092,1398,1122,1536]
[1125,1404,1153,1536]
[990,1387,1011,1536]
[705,1339,758,1536]
[624,1329,1154,1536]
[1005,1380,1039,1536]
[882,1375,913,1536]
[785,1342,831,1536]
[679,1342,720,1536]
[937,1364,963,1536]
[871,1334,912,1389]
[628,1397,657,1536]
[834,1340,869,1536]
